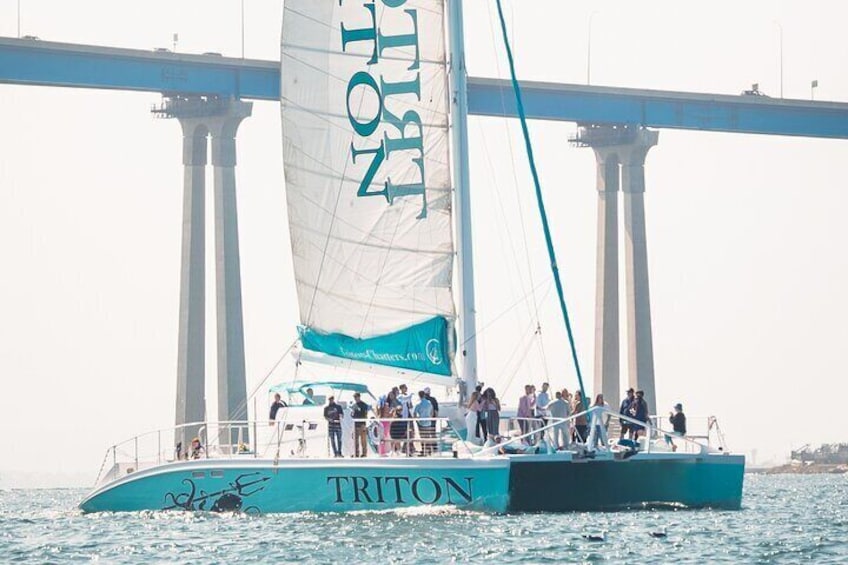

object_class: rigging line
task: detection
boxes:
[474,119,541,342]
[495,319,538,393]
[493,0,587,404]
[484,2,549,379]
[230,338,300,425]
[462,278,552,347]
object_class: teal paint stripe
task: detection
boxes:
[299,317,454,376]
[493,0,588,402]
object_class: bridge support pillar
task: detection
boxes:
[571,125,658,414]
[155,97,253,454]
[590,146,621,410]
[621,128,659,416]
[174,117,208,453]
[208,101,252,449]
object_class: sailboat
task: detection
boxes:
[79,0,744,514]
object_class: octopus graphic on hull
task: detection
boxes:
[163,472,270,513]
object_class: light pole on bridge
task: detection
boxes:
[773,20,784,98]
[587,11,599,85]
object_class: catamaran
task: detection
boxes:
[80,0,744,514]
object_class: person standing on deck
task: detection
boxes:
[324,396,344,457]
[481,387,501,439]
[424,387,439,417]
[629,390,649,441]
[619,388,635,438]
[548,390,570,449]
[535,382,551,441]
[571,390,587,443]
[517,385,535,437]
[302,388,316,405]
[414,391,435,455]
[467,384,485,442]
[589,394,609,448]
[269,393,288,425]
[398,384,415,455]
[351,392,371,457]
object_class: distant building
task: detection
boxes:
[791,443,848,465]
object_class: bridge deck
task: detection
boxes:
[3,36,848,139]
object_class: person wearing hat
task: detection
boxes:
[190,437,204,460]
[350,392,371,457]
[423,387,438,417]
[324,396,344,457]
[619,388,635,439]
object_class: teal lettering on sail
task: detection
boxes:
[299,317,453,376]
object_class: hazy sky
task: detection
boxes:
[1,0,847,486]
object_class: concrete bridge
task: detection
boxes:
[4,36,848,433]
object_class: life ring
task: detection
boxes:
[367,421,384,449]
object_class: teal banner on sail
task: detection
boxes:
[299,317,453,377]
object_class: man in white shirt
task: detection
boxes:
[535,382,551,441]
[547,390,570,449]
[413,391,435,455]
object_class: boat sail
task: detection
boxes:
[281,0,455,377]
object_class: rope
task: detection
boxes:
[493,0,588,404]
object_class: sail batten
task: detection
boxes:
[281,0,455,378]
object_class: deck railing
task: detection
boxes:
[93,409,730,485]
[472,407,729,457]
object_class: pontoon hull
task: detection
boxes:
[508,453,745,511]
[78,458,511,513]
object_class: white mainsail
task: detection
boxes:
[281,0,455,377]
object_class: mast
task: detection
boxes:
[448,0,477,403]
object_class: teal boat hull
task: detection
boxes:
[79,458,511,514]
[507,453,745,511]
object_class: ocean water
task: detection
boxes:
[1,474,846,564]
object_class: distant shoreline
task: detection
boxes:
[748,463,848,475]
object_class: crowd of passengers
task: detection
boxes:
[266,382,688,458]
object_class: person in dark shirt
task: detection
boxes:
[628,390,649,440]
[269,393,288,425]
[667,403,687,452]
[351,392,371,457]
[324,396,344,457]
[670,403,686,434]
[302,388,316,405]
[619,388,634,438]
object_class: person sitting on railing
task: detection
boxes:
[548,390,570,449]
[571,391,587,443]
[190,437,204,460]
[666,403,687,452]
[414,390,435,456]
[324,396,344,457]
[269,393,288,426]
